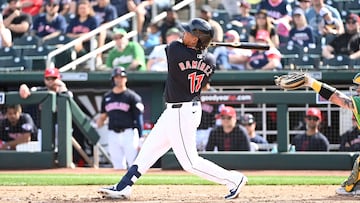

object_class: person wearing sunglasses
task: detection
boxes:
[291,107,330,152]
[205,106,251,152]
[322,13,360,60]
[19,67,70,99]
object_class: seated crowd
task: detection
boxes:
[0,0,359,71]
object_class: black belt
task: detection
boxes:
[111,128,127,133]
[171,102,199,108]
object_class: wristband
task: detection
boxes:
[319,83,337,100]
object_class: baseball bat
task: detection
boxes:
[209,42,270,50]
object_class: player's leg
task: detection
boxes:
[108,130,126,169]
[336,155,360,195]
[170,103,247,199]
[99,110,172,199]
[122,128,140,167]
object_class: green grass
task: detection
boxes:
[0,174,346,186]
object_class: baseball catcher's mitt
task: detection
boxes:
[274,72,307,90]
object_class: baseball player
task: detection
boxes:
[98,18,247,200]
[0,104,38,150]
[286,73,360,195]
[96,67,144,170]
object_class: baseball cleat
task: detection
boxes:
[225,173,248,200]
[98,185,131,199]
[341,156,360,192]
[335,187,360,195]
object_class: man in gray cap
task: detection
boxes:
[240,113,268,151]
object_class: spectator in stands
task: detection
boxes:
[0,104,38,150]
[297,0,311,15]
[19,68,70,99]
[322,13,360,60]
[3,0,32,39]
[292,107,330,151]
[196,81,221,152]
[66,0,99,70]
[213,29,252,70]
[305,0,343,37]
[246,29,282,70]
[318,7,344,37]
[221,0,240,18]
[0,14,12,48]
[249,9,279,48]
[339,115,360,152]
[20,0,43,16]
[240,113,268,147]
[58,0,73,17]
[31,0,67,42]
[142,22,161,49]
[198,4,224,42]
[146,27,181,71]
[288,7,315,47]
[158,7,182,44]
[106,27,146,71]
[231,1,255,30]
[128,0,153,37]
[256,0,292,39]
[110,0,128,19]
[206,106,251,151]
[93,0,118,66]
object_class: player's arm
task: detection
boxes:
[96,113,108,128]
[2,132,31,150]
[305,76,354,110]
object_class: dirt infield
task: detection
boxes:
[0,168,359,203]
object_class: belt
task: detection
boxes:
[111,128,127,133]
[170,101,199,108]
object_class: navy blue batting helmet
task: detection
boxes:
[111,67,127,78]
[182,18,214,50]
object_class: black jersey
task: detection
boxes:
[100,89,143,131]
[164,41,215,103]
[0,113,38,141]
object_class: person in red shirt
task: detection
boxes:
[21,0,43,16]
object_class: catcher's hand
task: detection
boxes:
[274,72,307,90]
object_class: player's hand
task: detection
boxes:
[53,79,68,92]
[19,84,31,99]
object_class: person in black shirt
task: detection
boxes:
[0,104,38,150]
[340,115,360,151]
[206,106,251,151]
[292,107,330,151]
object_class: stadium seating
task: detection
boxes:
[22,45,50,71]
[293,55,318,70]
[344,0,360,15]
[0,47,20,60]
[278,44,303,69]
[0,57,26,72]
[212,9,231,32]
[320,55,351,69]
[13,34,42,55]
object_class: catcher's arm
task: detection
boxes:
[306,75,354,110]
[275,72,354,110]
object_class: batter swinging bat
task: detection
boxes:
[209,42,270,50]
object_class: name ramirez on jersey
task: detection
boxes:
[178,60,213,76]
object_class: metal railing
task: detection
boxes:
[46,12,138,72]
[47,0,196,73]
